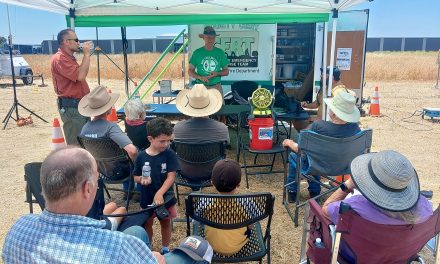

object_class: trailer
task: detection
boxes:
[0,52,34,85]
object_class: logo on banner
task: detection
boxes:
[215,25,259,68]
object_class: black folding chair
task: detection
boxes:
[185,193,275,263]
[284,129,373,226]
[173,140,226,205]
[24,162,45,213]
[77,136,134,209]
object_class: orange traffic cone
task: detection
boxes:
[52,118,66,150]
[107,89,118,123]
[369,86,381,117]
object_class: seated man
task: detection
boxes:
[2,147,162,263]
[322,150,433,263]
[301,67,355,120]
[79,85,137,192]
[282,91,361,202]
[174,84,229,180]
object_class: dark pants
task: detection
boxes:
[287,152,321,194]
[59,107,89,145]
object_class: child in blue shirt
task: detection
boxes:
[133,117,179,255]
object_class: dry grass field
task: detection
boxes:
[0,52,439,263]
[23,51,440,84]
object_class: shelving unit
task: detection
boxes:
[275,23,315,81]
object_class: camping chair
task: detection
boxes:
[173,140,226,205]
[24,162,45,213]
[300,199,440,264]
[77,136,134,209]
[23,160,168,231]
[284,129,373,226]
[185,193,275,263]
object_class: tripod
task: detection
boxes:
[2,5,47,129]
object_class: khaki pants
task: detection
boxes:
[59,107,89,145]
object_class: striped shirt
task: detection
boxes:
[2,210,157,264]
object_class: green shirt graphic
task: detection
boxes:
[189,46,229,86]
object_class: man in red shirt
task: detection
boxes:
[51,29,93,145]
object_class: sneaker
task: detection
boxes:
[160,246,170,255]
[287,191,297,203]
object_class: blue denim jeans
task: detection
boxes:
[122,226,152,249]
[287,152,321,194]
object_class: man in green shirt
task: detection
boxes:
[189,26,230,97]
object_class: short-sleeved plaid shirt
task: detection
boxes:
[2,210,158,264]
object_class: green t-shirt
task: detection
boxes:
[189,46,229,86]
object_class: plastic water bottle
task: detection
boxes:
[314,238,325,248]
[141,162,152,185]
[79,42,94,54]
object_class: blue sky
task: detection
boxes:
[0,0,439,45]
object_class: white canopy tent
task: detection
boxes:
[1,0,371,102]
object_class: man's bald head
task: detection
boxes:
[40,147,96,203]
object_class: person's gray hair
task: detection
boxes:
[376,206,419,224]
[57,29,74,45]
[124,98,146,121]
[40,147,95,203]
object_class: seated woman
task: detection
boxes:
[322,150,433,263]
[124,98,149,151]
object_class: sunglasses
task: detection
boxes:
[66,38,79,43]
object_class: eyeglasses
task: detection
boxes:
[66,38,79,42]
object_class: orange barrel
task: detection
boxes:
[248,117,274,150]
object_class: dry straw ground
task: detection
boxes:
[0,52,439,263]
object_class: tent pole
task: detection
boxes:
[328,8,338,97]
[325,8,338,121]
[69,0,75,30]
[96,27,101,85]
[121,27,129,96]
[321,21,328,120]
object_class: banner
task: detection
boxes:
[189,24,275,82]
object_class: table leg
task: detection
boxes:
[236,112,241,162]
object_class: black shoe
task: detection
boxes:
[287,191,297,203]
[132,192,140,203]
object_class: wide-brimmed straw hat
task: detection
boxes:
[176,84,222,117]
[323,91,360,123]
[350,150,420,212]
[198,26,219,38]
[78,86,119,117]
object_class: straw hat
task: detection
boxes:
[198,26,219,38]
[323,91,360,123]
[78,86,119,117]
[350,150,420,212]
[176,84,223,117]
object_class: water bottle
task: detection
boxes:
[79,42,94,54]
[314,237,325,248]
[141,162,152,185]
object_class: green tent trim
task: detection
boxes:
[67,13,329,27]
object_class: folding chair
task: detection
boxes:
[77,136,134,209]
[300,199,440,264]
[24,162,44,213]
[284,129,373,226]
[173,140,226,205]
[185,193,275,263]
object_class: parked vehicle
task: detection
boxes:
[0,49,33,85]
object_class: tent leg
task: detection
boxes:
[121,27,129,96]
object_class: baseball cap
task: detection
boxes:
[172,236,213,263]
